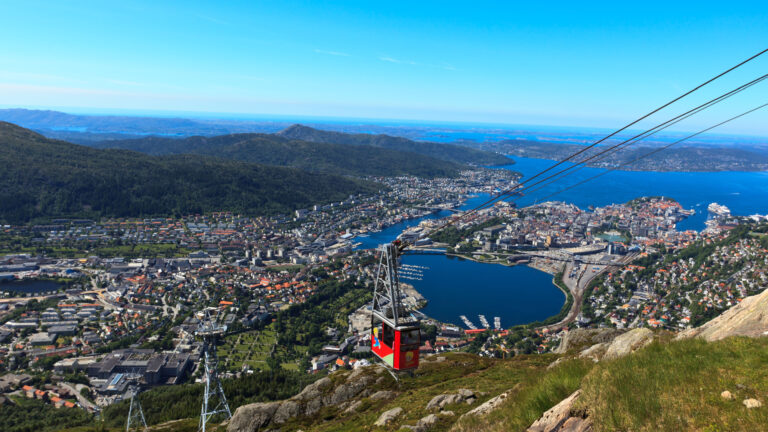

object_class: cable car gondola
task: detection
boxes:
[370,242,420,371]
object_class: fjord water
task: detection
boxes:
[354,193,493,251]
[505,156,768,231]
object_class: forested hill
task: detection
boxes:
[0,122,380,224]
[95,133,464,178]
[276,124,511,166]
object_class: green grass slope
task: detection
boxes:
[577,336,768,432]
[0,122,379,223]
[453,336,768,432]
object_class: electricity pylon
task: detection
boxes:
[196,307,232,432]
[126,385,148,432]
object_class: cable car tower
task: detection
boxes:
[196,307,232,432]
[125,383,148,432]
[371,242,421,372]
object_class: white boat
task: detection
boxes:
[707,202,731,217]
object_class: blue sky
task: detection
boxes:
[1,1,766,135]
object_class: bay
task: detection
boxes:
[402,254,564,328]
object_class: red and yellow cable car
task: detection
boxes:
[371,320,420,370]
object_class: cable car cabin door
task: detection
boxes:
[372,323,420,370]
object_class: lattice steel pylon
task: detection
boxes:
[126,385,148,432]
[371,243,417,329]
[196,307,232,432]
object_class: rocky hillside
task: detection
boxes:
[221,328,659,432]
[220,287,768,432]
[678,286,768,341]
[74,288,768,432]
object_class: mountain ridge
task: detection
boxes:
[276,124,511,166]
[0,121,380,224]
[94,131,466,178]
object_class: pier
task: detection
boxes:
[459,315,477,330]
[479,314,489,329]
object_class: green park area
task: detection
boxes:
[218,328,278,372]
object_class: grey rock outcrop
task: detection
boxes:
[419,413,439,427]
[228,402,280,432]
[427,393,463,410]
[426,389,476,411]
[344,400,363,413]
[272,400,300,424]
[679,288,768,341]
[375,407,404,426]
[228,368,386,432]
[527,390,588,432]
[553,328,624,354]
[603,328,653,360]
[294,377,331,403]
[579,342,608,361]
[457,389,474,398]
[370,390,396,401]
[461,387,513,418]
[403,413,442,432]
[557,416,593,432]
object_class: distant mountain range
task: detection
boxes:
[478,140,768,172]
[0,122,380,224]
[2,108,765,172]
[0,108,270,140]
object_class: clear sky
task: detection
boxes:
[1,1,766,135]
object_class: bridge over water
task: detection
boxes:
[413,205,464,214]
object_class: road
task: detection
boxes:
[0,294,54,303]
[161,293,180,319]
[61,382,98,412]
[542,253,638,331]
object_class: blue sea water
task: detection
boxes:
[504,156,768,231]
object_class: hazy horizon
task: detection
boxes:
[3,105,768,142]
[1,1,766,135]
